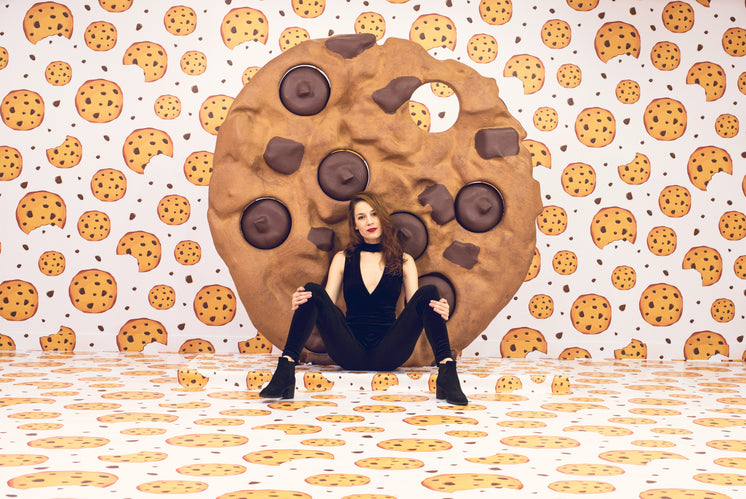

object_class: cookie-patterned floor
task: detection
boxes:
[1,352,745,498]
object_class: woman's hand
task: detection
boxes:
[291,287,312,311]
[429,298,450,321]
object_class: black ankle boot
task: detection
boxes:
[436,360,468,405]
[259,357,296,399]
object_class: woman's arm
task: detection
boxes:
[403,252,450,321]
[324,251,346,303]
[402,253,418,302]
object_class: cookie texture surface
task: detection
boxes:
[209,35,541,366]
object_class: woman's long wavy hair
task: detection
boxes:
[345,192,403,275]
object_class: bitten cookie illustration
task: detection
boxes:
[208,35,541,366]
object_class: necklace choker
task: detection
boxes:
[360,242,382,253]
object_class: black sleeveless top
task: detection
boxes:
[343,247,402,349]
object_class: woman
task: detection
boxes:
[259,192,468,405]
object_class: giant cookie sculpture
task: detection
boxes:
[209,34,542,366]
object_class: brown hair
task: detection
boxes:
[345,191,403,275]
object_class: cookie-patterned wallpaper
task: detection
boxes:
[0,0,743,361]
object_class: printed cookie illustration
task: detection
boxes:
[556,63,581,88]
[650,41,681,70]
[180,50,207,75]
[99,0,133,13]
[75,79,123,123]
[575,108,615,147]
[238,338,275,363]
[8,471,118,490]
[22,2,73,44]
[639,283,683,326]
[123,42,168,82]
[467,34,498,63]
[614,339,647,359]
[618,152,651,185]
[500,327,547,358]
[684,331,729,360]
[199,95,234,135]
[570,294,611,334]
[38,250,65,276]
[0,145,22,180]
[0,333,16,350]
[16,191,66,234]
[559,347,591,359]
[78,210,111,241]
[562,163,596,196]
[647,226,677,256]
[291,0,325,18]
[710,298,735,322]
[479,0,513,25]
[44,61,72,85]
[68,269,117,313]
[209,35,541,366]
[722,27,746,57]
[422,473,523,492]
[177,368,209,390]
[279,27,310,53]
[148,284,175,310]
[174,240,201,265]
[553,250,577,275]
[503,54,545,94]
[193,285,237,326]
[116,318,168,352]
[304,372,335,391]
[590,207,637,248]
[718,211,746,240]
[157,195,191,225]
[682,246,722,286]
[154,94,182,120]
[528,294,554,319]
[658,185,691,217]
[178,338,215,354]
[116,231,162,272]
[594,22,640,62]
[611,265,637,289]
[541,19,571,49]
[686,62,726,101]
[1,90,44,130]
[39,326,75,352]
[137,481,208,494]
[355,12,385,40]
[662,1,695,33]
[533,107,558,131]
[184,151,213,186]
[84,21,117,51]
[643,98,687,140]
[616,79,641,103]
[123,128,174,174]
[46,135,82,168]
[0,280,38,321]
[220,7,268,49]
[91,168,127,201]
[409,14,456,51]
[715,113,739,138]
[164,6,197,36]
[523,140,551,168]
[537,206,567,235]
[687,146,732,190]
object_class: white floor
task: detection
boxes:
[1,351,745,498]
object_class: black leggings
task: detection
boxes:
[282,282,453,370]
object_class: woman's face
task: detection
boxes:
[353,200,381,243]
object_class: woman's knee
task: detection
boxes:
[415,284,439,303]
[303,282,324,293]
